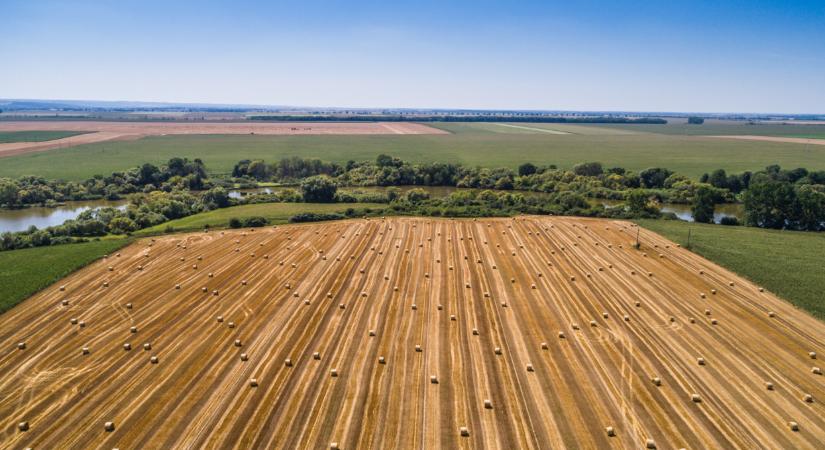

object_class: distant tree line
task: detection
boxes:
[247,115,668,124]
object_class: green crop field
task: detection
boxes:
[1,122,824,180]
[138,202,385,234]
[0,238,130,314]
[636,219,825,321]
[0,130,90,143]
[594,120,825,136]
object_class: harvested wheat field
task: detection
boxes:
[1,216,823,449]
[0,121,447,157]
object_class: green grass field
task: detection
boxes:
[0,130,90,143]
[788,134,825,139]
[1,122,824,180]
[0,238,130,314]
[636,219,825,321]
[138,202,385,234]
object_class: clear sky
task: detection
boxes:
[1,0,824,113]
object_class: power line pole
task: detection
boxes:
[687,227,692,249]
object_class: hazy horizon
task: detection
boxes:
[2,0,824,114]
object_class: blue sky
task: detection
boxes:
[1,0,824,113]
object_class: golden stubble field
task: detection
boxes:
[0,216,823,449]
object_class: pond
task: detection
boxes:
[598,199,743,223]
[0,199,128,233]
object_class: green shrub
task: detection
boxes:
[719,216,739,226]
[242,216,268,227]
[289,212,345,223]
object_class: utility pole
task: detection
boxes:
[687,227,692,249]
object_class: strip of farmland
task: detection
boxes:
[0,217,822,449]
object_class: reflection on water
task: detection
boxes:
[0,200,128,233]
[229,186,745,224]
[599,199,743,223]
[228,185,462,199]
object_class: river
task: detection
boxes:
[0,199,129,233]
[0,186,744,233]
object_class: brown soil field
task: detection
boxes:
[0,121,447,157]
[710,135,825,146]
[0,216,823,449]
[0,132,143,158]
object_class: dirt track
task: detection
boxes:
[709,135,825,146]
[0,216,823,449]
[0,121,447,158]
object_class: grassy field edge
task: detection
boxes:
[635,219,825,321]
